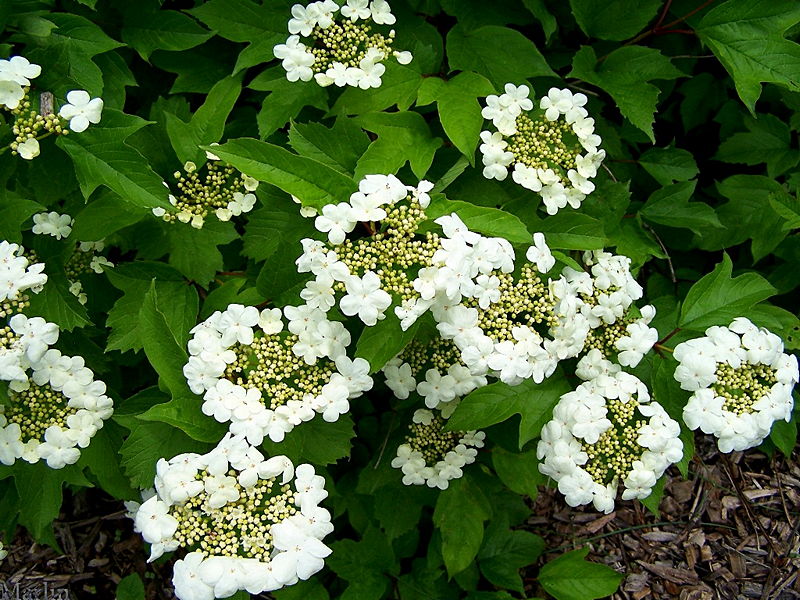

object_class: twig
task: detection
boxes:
[601,163,618,183]
[642,222,677,283]
[373,412,396,469]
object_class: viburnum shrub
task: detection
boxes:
[1,1,799,599]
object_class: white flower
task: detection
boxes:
[0,79,24,110]
[370,0,396,24]
[315,202,357,244]
[59,90,104,133]
[0,56,41,86]
[31,211,73,239]
[526,232,555,273]
[383,359,415,399]
[36,426,80,469]
[342,0,370,20]
[16,138,40,160]
[339,271,392,326]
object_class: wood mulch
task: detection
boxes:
[527,435,800,600]
[1,435,797,599]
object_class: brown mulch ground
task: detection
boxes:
[528,435,800,600]
[2,435,798,599]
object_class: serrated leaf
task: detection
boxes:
[534,212,606,251]
[57,109,170,211]
[538,547,623,600]
[433,475,492,576]
[770,418,796,457]
[353,111,442,179]
[139,282,195,397]
[206,138,358,210]
[478,522,544,592]
[243,192,319,262]
[71,192,145,241]
[447,377,570,448]
[424,197,531,244]
[78,423,137,501]
[250,67,328,138]
[492,446,547,499]
[27,270,91,332]
[261,415,355,465]
[522,0,557,41]
[331,64,422,116]
[116,574,146,600]
[678,254,775,331]
[768,190,800,230]
[121,8,212,60]
[0,191,43,243]
[446,25,555,88]
[570,46,684,142]
[167,219,238,286]
[640,181,722,231]
[695,0,800,112]
[639,147,699,185]
[14,462,67,546]
[139,394,226,443]
[120,421,211,489]
[417,72,495,162]
[165,74,243,165]
[569,0,661,41]
[716,113,800,177]
[288,119,370,176]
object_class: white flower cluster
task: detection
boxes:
[391,408,485,490]
[297,174,437,328]
[674,318,798,453]
[131,434,332,600]
[0,345,113,469]
[383,336,486,416]
[274,0,412,88]
[183,304,372,444]
[538,351,683,513]
[480,84,605,214]
[1,55,102,160]
[153,160,259,229]
[0,240,47,307]
[552,249,658,368]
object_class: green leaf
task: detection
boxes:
[57,109,170,211]
[447,377,570,448]
[522,0,557,41]
[328,527,396,599]
[640,181,722,232]
[288,119,371,176]
[243,192,320,263]
[478,522,544,592]
[417,72,496,162]
[697,175,786,260]
[206,138,358,211]
[120,421,211,489]
[71,192,145,241]
[678,254,776,331]
[769,190,800,230]
[273,579,331,600]
[14,462,66,546]
[121,8,212,60]
[433,475,492,576]
[534,212,606,251]
[570,46,684,142]
[424,197,531,244]
[116,574,146,600]
[639,147,699,185]
[106,262,196,353]
[165,74,243,165]
[139,281,194,397]
[261,415,355,465]
[0,191,43,243]
[569,0,662,41]
[353,112,442,180]
[78,423,138,501]
[716,113,800,177]
[23,13,124,95]
[138,393,226,443]
[770,418,796,457]
[695,0,800,113]
[356,310,422,373]
[250,68,328,138]
[167,219,238,286]
[331,64,422,116]
[492,446,547,499]
[538,547,623,600]
[639,474,667,518]
[27,270,91,332]
[446,25,555,88]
